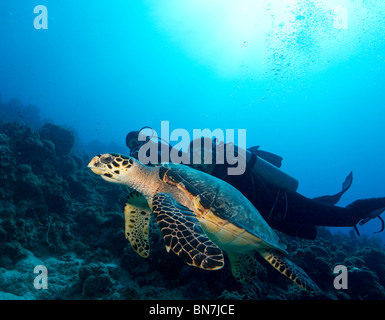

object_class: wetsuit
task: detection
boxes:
[211,159,385,239]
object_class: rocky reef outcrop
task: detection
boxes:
[0,117,385,300]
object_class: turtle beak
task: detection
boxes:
[87,155,106,175]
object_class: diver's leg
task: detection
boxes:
[313,171,353,205]
[276,192,385,227]
[215,166,385,228]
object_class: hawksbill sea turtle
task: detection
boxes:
[88,153,319,291]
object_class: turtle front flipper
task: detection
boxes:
[152,192,224,270]
[260,249,319,292]
[124,190,151,258]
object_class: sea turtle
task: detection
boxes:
[88,153,319,291]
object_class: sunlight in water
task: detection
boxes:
[148,0,385,78]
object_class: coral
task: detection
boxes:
[0,133,16,173]
[346,267,385,299]
[0,98,42,130]
[0,241,28,268]
[0,116,385,300]
[14,164,42,200]
[78,263,113,298]
[38,123,75,156]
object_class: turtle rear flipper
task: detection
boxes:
[227,252,259,283]
[124,190,151,258]
[152,192,224,270]
[260,249,319,292]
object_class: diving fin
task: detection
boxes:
[357,206,385,234]
[349,198,385,235]
[314,171,353,205]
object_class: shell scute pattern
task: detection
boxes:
[160,164,286,252]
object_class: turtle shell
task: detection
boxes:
[158,163,287,253]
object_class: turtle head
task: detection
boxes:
[88,153,138,184]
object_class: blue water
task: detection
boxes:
[1,0,385,238]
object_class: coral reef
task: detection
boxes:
[0,116,385,300]
[0,98,43,130]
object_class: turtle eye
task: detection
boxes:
[100,154,114,164]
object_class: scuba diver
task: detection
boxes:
[125,128,385,240]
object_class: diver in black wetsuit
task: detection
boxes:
[125,129,385,240]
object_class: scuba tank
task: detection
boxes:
[128,130,299,193]
[246,149,299,192]
[189,137,299,192]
